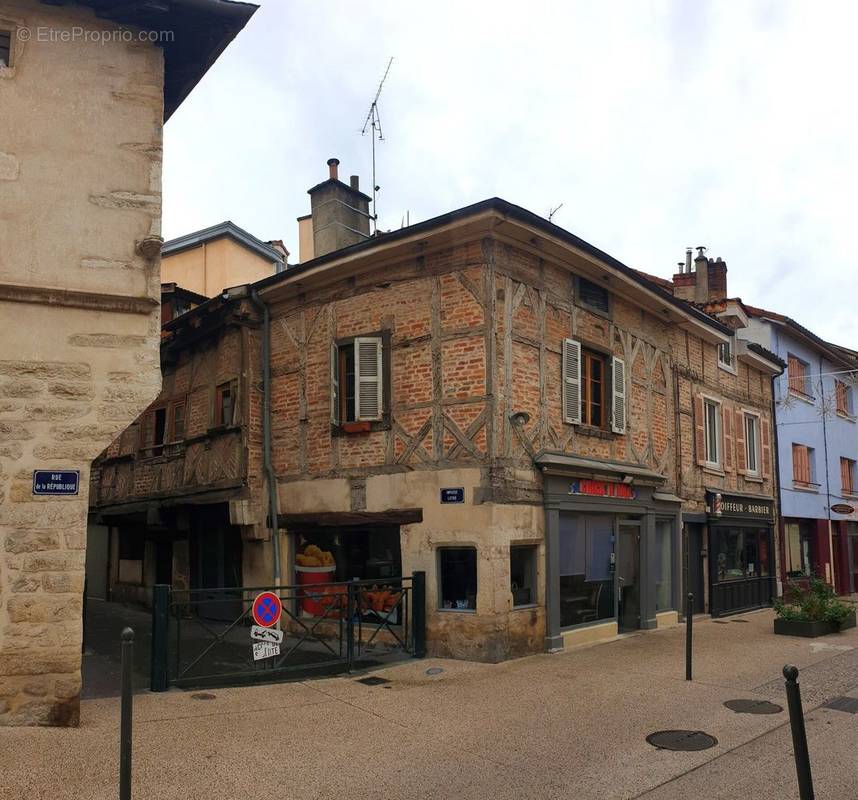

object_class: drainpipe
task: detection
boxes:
[819,354,834,587]
[770,368,784,597]
[249,289,281,585]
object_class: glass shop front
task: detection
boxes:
[706,492,776,616]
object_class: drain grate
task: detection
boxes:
[730,619,749,623]
[191,692,217,701]
[724,699,783,715]
[646,730,718,751]
[356,676,390,686]
[824,696,858,714]
[713,620,729,624]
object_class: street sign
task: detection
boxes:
[440,487,464,504]
[251,591,282,628]
[32,470,80,496]
[251,625,284,644]
[252,641,280,661]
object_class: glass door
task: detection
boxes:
[617,523,640,631]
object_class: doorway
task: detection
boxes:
[686,524,705,614]
[849,528,858,594]
[617,523,640,631]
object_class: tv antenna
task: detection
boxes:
[548,203,564,223]
[361,57,394,234]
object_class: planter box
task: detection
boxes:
[774,610,856,638]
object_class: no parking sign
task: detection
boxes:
[251,591,282,628]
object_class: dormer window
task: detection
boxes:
[717,341,734,371]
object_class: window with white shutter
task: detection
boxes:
[330,341,340,424]
[355,336,383,421]
[611,356,626,434]
[562,338,582,425]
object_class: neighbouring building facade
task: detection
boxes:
[740,307,858,594]
[0,0,256,727]
[91,160,782,665]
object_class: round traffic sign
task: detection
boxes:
[251,591,282,628]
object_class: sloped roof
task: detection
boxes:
[163,220,284,265]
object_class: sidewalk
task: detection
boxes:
[2,609,857,800]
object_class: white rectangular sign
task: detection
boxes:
[252,641,280,661]
[250,625,284,644]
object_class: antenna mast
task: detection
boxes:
[361,57,393,235]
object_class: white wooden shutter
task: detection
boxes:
[355,337,383,421]
[562,338,582,425]
[611,356,626,434]
[330,341,339,424]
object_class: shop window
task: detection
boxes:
[784,521,814,577]
[787,355,811,398]
[841,457,856,495]
[139,406,166,457]
[836,380,853,417]
[295,526,401,584]
[438,547,477,611]
[561,338,626,433]
[170,398,187,442]
[792,443,815,488]
[712,527,769,581]
[510,545,537,607]
[703,398,721,467]
[0,30,10,68]
[744,413,759,475]
[331,335,387,425]
[558,514,614,628]
[654,520,674,611]
[576,276,611,316]
[117,531,145,585]
[215,380,237,427]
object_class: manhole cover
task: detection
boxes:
[425,667,444,676]
[646,730,718,751]
[191,692,217,701]
[824,696,858,714]
[724,699,783,715]
[356,676,390,686]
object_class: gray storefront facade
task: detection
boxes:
[537,454,683,651]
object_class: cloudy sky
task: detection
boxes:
[163,0,858,344]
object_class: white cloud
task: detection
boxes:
[162,0,858,344]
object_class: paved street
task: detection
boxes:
[3,609,858,800]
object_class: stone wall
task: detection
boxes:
[0,0,164,726]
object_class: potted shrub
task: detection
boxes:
[773,577,856,637]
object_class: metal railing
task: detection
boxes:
[151,571,426,691]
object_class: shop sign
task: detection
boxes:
[252,641,280,661]
[32,470,79,496]
[707,492,773,520]
[250,625,283,644]
[831,503,856,515]
[568,479,636,499]
[440,487,465,504]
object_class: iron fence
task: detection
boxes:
[151,571,426,691]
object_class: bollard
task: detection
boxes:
[685,592,693,681]
[412,571,427,659]
[119,627,134,800]
[784,665,815,799]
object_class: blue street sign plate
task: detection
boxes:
[440,487,464,504]
[32,470,80,496]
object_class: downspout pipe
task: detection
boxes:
[249,288,281,585]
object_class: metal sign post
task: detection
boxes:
[685,593,693,681]
[119,627,134,800]
[784,665,815,799]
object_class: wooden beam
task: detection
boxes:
[278,508,423,528]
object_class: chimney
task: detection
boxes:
[693,246,709,303]
[672,246,698,301]
[303,157,371,259]
[707,256,728,302]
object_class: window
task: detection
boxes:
[117,530,145,585]
[744,413,759,474]
[510,545,537,607]
[842,457,856,495]
[835,380,852,417]
[215,380,237,427]
[788,355,811,397]
[438,547,477,611]
[717,341,734,370]
[784,521,814,577]
[331,336,385,425]
[558,514,614,628]
[712,527,771,581]
[654,519,674,611]
[576,277,611,315]
[561,338,626,433]
[139,407,166,457]
[792,443,814,487]
[704,399,721,466]
[0,30,11,68]
[170,399,187,442]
